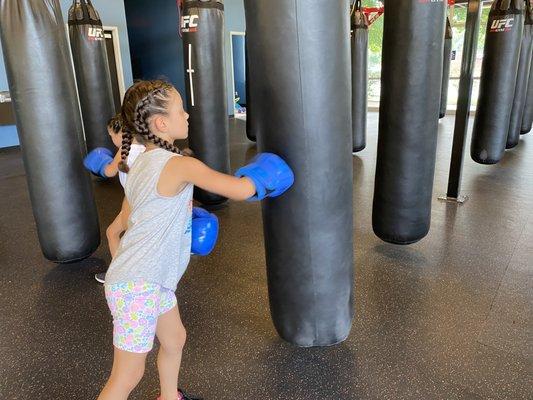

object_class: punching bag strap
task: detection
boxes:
[491,0,525,17]
[350,0,361,17]
[445,16,453,39]
[177,0,184,37]
[68,0,102,26]
[183,1,224,12]
[491,9,524,15]
[351,0,369,30]
[526,0,533,25]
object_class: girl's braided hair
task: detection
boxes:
[119,80,183,173]
[107,114,123,134]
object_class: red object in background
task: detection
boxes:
[363,0,454,26]
[362,7,383,26]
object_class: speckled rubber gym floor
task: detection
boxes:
[0,115,531,399]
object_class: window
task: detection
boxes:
[448,4,492,107]
[363,1,494,107]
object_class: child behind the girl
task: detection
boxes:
[84,114,146,282]
[97,80,293,400]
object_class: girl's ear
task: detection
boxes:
[151,115,168,133]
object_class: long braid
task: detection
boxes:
[118,128,134,173]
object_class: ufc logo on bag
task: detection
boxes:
[490,18,514,32]
[88,27,104,40]
[181,15,199,33]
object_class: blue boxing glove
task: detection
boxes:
[191,207,219,256]
[235,153,294,201]
[83,147,114,178]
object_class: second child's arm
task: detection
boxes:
[84,147,120,178]
[103,150,122,178]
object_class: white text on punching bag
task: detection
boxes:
[88,27,105,41]
[181,15,199,33]
[490,18,514,33]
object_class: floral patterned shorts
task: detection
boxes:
[105,280,177,353]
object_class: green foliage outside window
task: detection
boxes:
[361,2,492,80]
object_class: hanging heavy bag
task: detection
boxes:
[507,1,533,148]
[351,1,368,153]
[68,0,116,152]
[181,0,230,205]
[521,1,533,134]
[521,57,533,134]
[245,37,256,142]
[244,0,354,347]
[372,0,446,245]
[0,0,100,262]
[471,0,524,163]
[440,16,453,119]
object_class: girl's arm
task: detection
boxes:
[159,156,256,200]
[107,197,131,258]
[107,198,131,259]
[103,150,122,178]
[106,212,123,259]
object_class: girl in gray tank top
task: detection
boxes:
[98,80,260,400]
[105,148,193,290]
[99,80,294,400]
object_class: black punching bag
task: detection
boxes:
[245,0,354,347]
[182,0,230,205]
[508,3,533,148]
[351,1,368,153]
[0,0,100,262]
[521,2,533,135]
[372,0,446,245]
[68,0,115,152]
[245,37,256,142]
[471,0,524,163]
[521,60,533,134]
[520,66,533,135]
[440,16,453,119]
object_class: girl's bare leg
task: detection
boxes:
[97,347,147,400]
[156,305,186,400]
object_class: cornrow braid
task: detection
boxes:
[133,88,182,154]
[120,80,186,175]
[133,88,183,156]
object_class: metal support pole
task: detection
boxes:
[440,0,482,204]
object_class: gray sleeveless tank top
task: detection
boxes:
[105,148,194,291]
